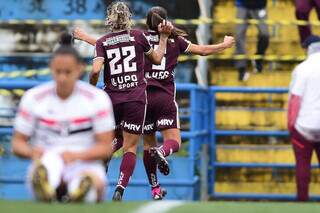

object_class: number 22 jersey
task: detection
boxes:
[94,30,152,105]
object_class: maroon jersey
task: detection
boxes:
[94,30,152,104]
[144,30,191,96]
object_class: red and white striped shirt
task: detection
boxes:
[14,80,115,153]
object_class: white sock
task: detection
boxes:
[40,151,64,189]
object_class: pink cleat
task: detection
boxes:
[151,186,167,200]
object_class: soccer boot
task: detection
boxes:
[150,147,170,176]
[112,186,124,201]
[32,163,55,202]
[152,186,167,200]
[69,175,93,202]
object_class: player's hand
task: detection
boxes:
[158,20,173,38]
[73,27,88,41]
[61,151,79,164]
[31,147,44,161]
[223,35,235,48]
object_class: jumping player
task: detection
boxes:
[89,2,172,201]
[11,34,115,203]
[73,6,234,200]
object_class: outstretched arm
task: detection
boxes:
[189,35,235,56]
[73,27,97,46]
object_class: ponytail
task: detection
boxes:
[151,12,188,38]
[53,32,82,63]
[146,7,188,38]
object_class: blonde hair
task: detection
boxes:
[105,1,132,32]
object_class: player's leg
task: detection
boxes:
[143,133,167,200]
[113,131,140,201]
[235,6,250,80]
[28,151,64,202]
[150,92,181,175]
[295,0,313,44]
[314,142,320,164]
[315,0,320,21]
[112,131,124,153]
[291,128,313,201]
[111,104,124,153]
[250,8,269,72]
[64,163,106,203]
[112,101,147,201]
[151,128,181,176]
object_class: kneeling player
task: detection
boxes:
[11,37,115,202]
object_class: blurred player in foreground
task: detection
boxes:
[89,1,172,201]
[11,34,115,203]
[74,6,234,200]
[288,35,320,201]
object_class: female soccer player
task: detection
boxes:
[74,6,234,200]
[89,2,172,201]
[12,33,115,203]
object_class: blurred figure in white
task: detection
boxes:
[11,33,115,203]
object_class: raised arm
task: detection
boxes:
[146,21,173,65]
[73,27,97,46]
[188,35,235,56]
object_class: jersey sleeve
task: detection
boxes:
[289,67,306,96]
[94,38,106,60]
[92,91,115,134]
[177,36,191,53]
[140,32,153,55]
[14,92,36,136]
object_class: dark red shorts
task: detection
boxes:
[113,101,147,135]
[144,87,180,135]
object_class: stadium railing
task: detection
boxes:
[0,81,208,200]
[209,86,320,201]
[2,82,320,201]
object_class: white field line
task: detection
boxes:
[132,201,185,213]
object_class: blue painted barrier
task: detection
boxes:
[208,86,310,201]
[0,81,207,201]
[1,81,316,201]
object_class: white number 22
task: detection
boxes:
[107,46,137,75]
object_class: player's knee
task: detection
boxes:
[122,142,138,153]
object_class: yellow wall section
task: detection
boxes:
[211,0,320,194]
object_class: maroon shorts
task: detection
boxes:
[144,87,180,135]
[113,101,147,135]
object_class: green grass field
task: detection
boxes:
[1,200,320,213]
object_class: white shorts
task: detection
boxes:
[27,151,106,199]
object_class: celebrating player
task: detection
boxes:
[74,6,234,200]
[11,34,115,203]
[89,2,172,201]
